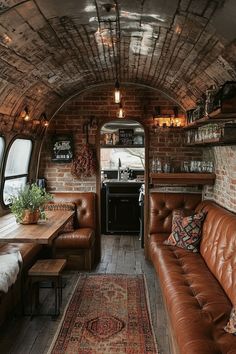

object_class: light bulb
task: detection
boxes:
[114,79,121,103]
[117,104,125,118]
[114,89,121,104]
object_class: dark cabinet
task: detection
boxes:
[102,182,142,234]
[106,194,140,233]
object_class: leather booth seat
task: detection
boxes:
[49,192,98,270]
[0,242,42,327]
[148,193,236,354]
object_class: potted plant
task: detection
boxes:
[9,183,52,224]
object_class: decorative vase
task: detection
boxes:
[21,209,40,224]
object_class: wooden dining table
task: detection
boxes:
[0,210,74,245]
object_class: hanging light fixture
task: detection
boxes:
[114,79,121,104]
[41,112,49,127]
[117,101,125,118]
[20,106,30,121]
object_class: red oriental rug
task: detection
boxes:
[49,274,158,354]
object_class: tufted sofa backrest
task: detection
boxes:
[196,200,236,306]
[51,192,97,230]
[149,192,202,235]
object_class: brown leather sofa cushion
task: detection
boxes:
[52,192,96,230]
[54,228,95,249]
[150,234,236,354]
[149,192,202,235]
[149,194,236,354]
[48,192,98,270]
[196,201,236,307]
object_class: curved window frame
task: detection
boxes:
[2,137,33,207]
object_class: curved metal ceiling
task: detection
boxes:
[0,0,235,120]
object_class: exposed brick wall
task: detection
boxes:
[39,85,202,192]
[203,146,236,212]
[40,84,236,214]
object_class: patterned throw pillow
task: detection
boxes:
[44,202,76,233]
[224,308,236,335]
[164,209,206,253]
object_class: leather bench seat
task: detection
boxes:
[0,242,42,327]
[54,228,95,249]
[150,234,235,354]
[49,192,98,270]
[148,193,236,354]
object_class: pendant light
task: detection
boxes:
[21,106,30,121]
[117,101,125,118]
[114,79,121,104]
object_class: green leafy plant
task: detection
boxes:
[9,183,53,223]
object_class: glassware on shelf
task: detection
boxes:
[156,159,162,172]
[151,158,162,173]
[182,161,190,172]
[151,158,156,172]
[190,160,214,173]
[163,161,171,173]
[206,161,214,173]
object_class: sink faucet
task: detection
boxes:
[118,158,121,180]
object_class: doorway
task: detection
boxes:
[98,119,146,244]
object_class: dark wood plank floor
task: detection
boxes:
[0,235,171,354]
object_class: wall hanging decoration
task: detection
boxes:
[71,144,96,178]
[51,134,73,162]
[71,117,97,178]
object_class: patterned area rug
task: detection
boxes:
[49,274,158,354]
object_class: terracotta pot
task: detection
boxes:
[21,209,40,224]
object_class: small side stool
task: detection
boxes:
[28,258,66,318]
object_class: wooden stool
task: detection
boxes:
[28,259,66,318]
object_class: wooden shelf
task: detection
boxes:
[184,108,236,130]
[150,173,216,185]
[208,108,236,119]
[185,138,236,146]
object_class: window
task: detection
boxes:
[3,139,32,205]
[0,137,5,165]
[100,147,145,170]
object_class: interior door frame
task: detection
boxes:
[95,118,149,257]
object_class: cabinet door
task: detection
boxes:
[106,195,140,233]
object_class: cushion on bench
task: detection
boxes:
[0,252,22,293]
[0,243,42,270]
[54,228,95,249]
[149,194,236,354]
[150,234,236,354]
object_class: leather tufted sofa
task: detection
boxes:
[0,242,42,327]
[148,192,236,354]
[49,192,99,270]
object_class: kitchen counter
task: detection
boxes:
[103,179,143,186]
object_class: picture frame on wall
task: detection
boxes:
[51,134,73,162]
